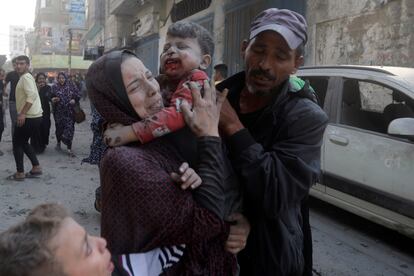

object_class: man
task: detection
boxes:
[4,58,20,136]
[7,55,43,181]
[0,69,5,155]
[216,8,329,275]
[213,63,228,85]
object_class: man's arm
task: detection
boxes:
[16,102,33,127]
[225,108,328,218]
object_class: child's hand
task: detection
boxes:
[103,124,137,147]
[170,162,202,190]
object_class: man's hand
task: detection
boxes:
[225,213,250,254]
[170,162,202,190]
[103,123,137,147]
[17,113,26,127]
[181,80,227,137]
[219,98,244,137]
[69,99,76,105]
[51,97,60,103]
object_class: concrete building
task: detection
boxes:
[9,26,27,58]
[93,0,414,76]
[306,0,414,67]
[83,0,105,60]
[29,0,91,73]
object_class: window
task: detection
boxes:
[41,0,52,8]
[340,79,414,134]
[301,76,328,108]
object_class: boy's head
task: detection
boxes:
[0,203,113,276]
[160,21,214,80]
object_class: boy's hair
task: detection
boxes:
[11,57,17,64]
[167,21,214,57]
[214,64,228,79]
[15,55,30,65]
[0,203,69,276]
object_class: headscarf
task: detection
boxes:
[86,50,139,124]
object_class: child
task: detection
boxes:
[104,21,214,146]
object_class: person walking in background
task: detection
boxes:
[213,63,228,85]
[4,58,20,137]
[0,69,5,155]
[51,72,80,157]
[7,55,43,181]
[30,73,51,154]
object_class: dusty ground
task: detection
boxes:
[0,99,101,235]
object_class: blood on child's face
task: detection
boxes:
[160,35,204,80]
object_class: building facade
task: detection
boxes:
[84,0,414,76]
[29,0,91,73]
[9,26,27,58]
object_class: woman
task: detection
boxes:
[30,72,51,153]
[86,50,240,275]
[51,72,80,156]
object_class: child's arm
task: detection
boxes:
[131,70,208,144]
[103,123,137,147]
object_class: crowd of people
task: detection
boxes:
[0,8,328,276]
[0,57,87,180]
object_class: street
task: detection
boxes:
[0,99,413,275]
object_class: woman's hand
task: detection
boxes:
[51,97,60,103]
[69,99,76,105]
[103,123,137,147]
[181,80,228,137]
[170,162,202,190]
[225,213,250,254]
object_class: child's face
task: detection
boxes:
[50,217,114,276]
[160,35,211,80]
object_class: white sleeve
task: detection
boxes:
[120,244,185,276]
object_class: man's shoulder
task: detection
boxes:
[280,88,328,124]
[6,71,18,80]
[21,73,35,82]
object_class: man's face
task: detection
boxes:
[213,70,221,82]
[50,218,114,276]
[242,31,303,96]
[160,35,210,80]
[15,60,29,75]
[0,71,5,80]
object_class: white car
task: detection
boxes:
[297,65,414,238]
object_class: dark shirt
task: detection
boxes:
[5,71,19,101]
[217,72,329,276]
[38,85,51,119]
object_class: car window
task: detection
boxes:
[340,78,414,134]
[301,76,328,108]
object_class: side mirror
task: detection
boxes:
[388,118,414,141]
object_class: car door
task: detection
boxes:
[323,76,414,219]
[297,75,337,193]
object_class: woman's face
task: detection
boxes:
[37,75,46,88]
[121,57,163,118]
[58,74,66,85]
